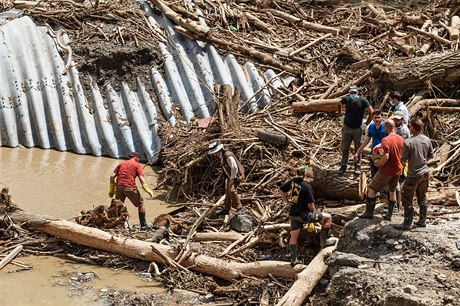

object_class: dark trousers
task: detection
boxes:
[224,178,242,211]
[401,173,429,209]
[341,125,362,167]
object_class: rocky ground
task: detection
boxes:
[325,206,460,306]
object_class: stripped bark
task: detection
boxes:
[276,244,337,306]
[8,210,302,281]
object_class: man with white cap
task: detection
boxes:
[338,85,374,174]
[392,111,410,140]
[208,142,245,215]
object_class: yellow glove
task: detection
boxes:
[142,184,154,198]
[307,223,316,233]
[109,183,116,198]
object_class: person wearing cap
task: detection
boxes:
[208,142,245,215]
[354,109,387,178]
[395,118,433,230]
[392,111,410,140]
[109,152,154,230]
[388,91,409,125]
[278,165,336,266]
[338,85,374,174]
[359,119,403,220]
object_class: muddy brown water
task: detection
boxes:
[0,147,178,305]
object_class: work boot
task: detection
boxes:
[320,227,337,248]
[289,244,301,266]
[338,165,347,174]
[414,206,427,227]
[359,196,376,219]
[139,211,152,230]
[394,207,414,230]
[383,200,395,221]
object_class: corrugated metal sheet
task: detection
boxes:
[0,3,294,162]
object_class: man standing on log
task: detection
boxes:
[389,91,409,125]
[338,85,374,175]
[359,119,403,220]
[395,118,433,230]
[109,152,154,230]
[208,142,245,216]
[278,165,336,266]
[354,109,387,178]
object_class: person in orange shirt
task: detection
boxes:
[359,119,403,220]
[109,152,154,230]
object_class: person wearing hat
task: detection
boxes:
[392,111,410,140]
[278,165,336,266]
[388,91,409,125]
[109,152,154,230]
[208,142,245,215]
[338,85,374,174]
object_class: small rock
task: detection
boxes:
[385,239,396,245]
[395,245,403,250]
[403,285,417,294]
[436,274,447,282]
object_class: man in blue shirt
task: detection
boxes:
[354,109,387,178]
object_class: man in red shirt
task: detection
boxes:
[359,119,403,219]
[109,152,154,230]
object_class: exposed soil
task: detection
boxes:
[70,39,162,93]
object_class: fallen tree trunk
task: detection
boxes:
[292,99,340,113]
[377,51,460,92]
[8,211,300,281]
[276,244,337,306]
[311,167,367,201]
[427,189,460,206]
[408,99,460,117]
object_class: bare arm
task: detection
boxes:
[138,175,147,186]
[110,172,117,184]
[278,188,291,207]
[307,202,315,211]
[355,136,371,156]
[365,106,374,125]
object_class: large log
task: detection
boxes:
[408,99,460,117]
[292,99,340,113]
[377,51,460,92]
[276,244,337,306]
[311,167,367,201]
[8,211,300,281]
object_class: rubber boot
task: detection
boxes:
[395,190,401,213]
[359,196,376,219]
[394,207,414,230]
[414,206,427,227]
[289,244,301,266]
[320,227,337,248]
[139,211,152,230]
[383,200,395,221]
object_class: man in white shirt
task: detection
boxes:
[389,91,409,125]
